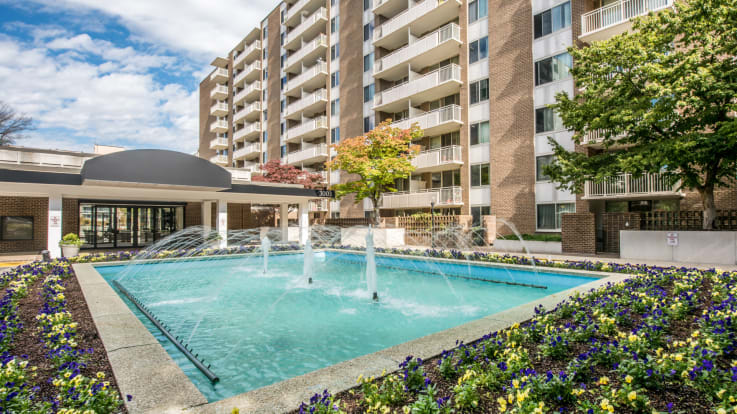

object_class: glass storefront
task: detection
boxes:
[79,202,184,249]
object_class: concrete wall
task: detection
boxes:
[341,228,405,248]
[493,239,562,254]
[620,230,737,265]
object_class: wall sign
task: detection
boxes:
[315,190,335,198]
[49,215,61,228]
[666,232,678,246]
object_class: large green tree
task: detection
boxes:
[545,0,737,229]
[327,121,421,225]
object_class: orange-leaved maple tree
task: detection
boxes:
[252,160,324,189]
[326,121,422,224]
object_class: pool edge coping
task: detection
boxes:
[76,253,628,414]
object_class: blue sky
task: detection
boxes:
[0,0,271,153]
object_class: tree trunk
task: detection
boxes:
[373,205,381,227]
[699,186,717,230]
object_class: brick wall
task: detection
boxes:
[62,198,79,237]
[185,202,202,227]
[601,212,640,253]
[0,196,48,253]
[266,9,282,162]
[198,78,217,161]
[561,212,595,255]
[227,203,256,229]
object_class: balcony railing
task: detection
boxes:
[233,142,261,160]
[581,0,673,40]
[581,129,627,145]
[0,148,91,168]
[373,0,458,45]
[209,120,228,133]
[286,116,328,142]
[234,61,261,86]
[286,61,328,94]
[285,88,328,118]
[584,173,680,199]
[210,155,228,165]
[412,145,462,172]
[374,64,461,109]
[285,144,329,165]
[210,102,229,116]
[309,199,329,212]
[286,0,311,22]
[286,34,328,71]
[285,7,327,48]
[210,84,228,100]
[380,186,462,209]
[391,105,462,134]
[233,102,262,123]
[234,40,261,67]
[209,67,228,83]
[234,122,261,141]
[234,81,261,105]
[374,23,461,76]
[209,137,228,150]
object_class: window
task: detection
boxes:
[470,121,489,145]
[535,107,564,133]
[280,122,285,135]
[471,206,491,226]
[263,109,267,121]
[534,1,571,39]
[470,164,490,187]
[331,0,336,6]
[263,68,268,80]
[262,131,268,142]
[331,71,340,87]
[468,0,488,23]
[331,44,339,60]
[364,0,372,10]
[280,76,287,90]
[331,16,339,33]
[331,127,340,144]
[431,170,461,188]
[0,216,33,240]
[281,54,286,68]
[469,36,488,63]
[281,10,285,23]
[364,116,374,132]
[263,49,268,60]
[536,155,554,181]
[534,53,572,86]
[364,53,374,72]
[263,152,268,163]
[537,203,574,230]
[331,99,339,116]
[263,26,268,39]
[364,83,375,102]
[280,31,285,45]
[281,99,286,113]
[364,22,374,41]
[281,145,286,157]
[469,79,489,104]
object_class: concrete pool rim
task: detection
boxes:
[74,251,628,413]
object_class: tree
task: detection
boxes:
[251,159,324,189]
[0,101,33,145]
[327,121,422,225]
[544,0,737,229]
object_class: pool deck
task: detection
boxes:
[73,252,631,414]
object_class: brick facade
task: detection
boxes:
[61,198,79,238]
[561,212,596,255]
[0,196,48,253]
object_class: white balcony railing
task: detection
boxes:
[374,23,461,75]
[373,0,453,44]
[210,155,228,165]
[286,7,327,47]
[233,142,261,160]
[380,186,462,209]
[412,145,462,171]
[234,122,261,141]
[0,148,92,168]
[210,84,228,99]
[582,0,673,38]
[234,40,261,67]
[234,61,261,86]
[209,137,228,150]
[210,102,229,116]
[286,61,328,94]
[391,105,462,132]
[286,34,328,70]
[234,81,261,105]
[286,116,328,142]
[209,67,228,83]
[581,129,627,145]
[309,199,329,212]
[233,102,261,123]
[584,173,680,199]
[209,120,228,133]
[227,167,253,181]
[374,64,461,108]
[285,89,328,117]
[285,144,329,165]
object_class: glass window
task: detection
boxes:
[331,127,340,144]
[280,76,286,90]
[331,99,339,116]
[468,0,487,23]
[331,16,339,33]
[281,99,285,113]
[331,44,339,60]
[364,83,375,102]
[537,203,574,230]
[280,145,286,157]
[469,79,489,104]
[536,155,553,181]
[470,121,490,145]
[535,107,564,133]
[364,53,374,72]
[364,116,374,132]
[535,53,572,86]
[364,0,372,10]
[469,37,488,63]
[364,22,374,41]
[534,2,570,39]
[653,199,679,211]
[1,216,33,240]
[331,71,340,87]
[471,164,490,187]
[471,206,491,226]
[280,32,285,45]
[605,200,628,213]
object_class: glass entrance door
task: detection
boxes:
[116,207,135,248]
[79,203,184,249]
[94,207,115,248]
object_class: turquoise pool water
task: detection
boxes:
[97,252,595,402]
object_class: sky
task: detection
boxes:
[0,0,270,153]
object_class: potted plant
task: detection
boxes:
[59,233,83,257]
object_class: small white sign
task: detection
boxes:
[49,215,61,228]
[666,232,678,246]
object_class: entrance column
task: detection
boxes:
[48,194,62,258]
[298,201,309,245]
[202,201,212,234]
[216,200,228,248]
[280,203,289,242]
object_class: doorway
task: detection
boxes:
[79,202,184,249]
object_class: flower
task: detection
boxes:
[627,390,637,401]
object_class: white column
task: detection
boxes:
[298,201,309,245]
[48,194,62,258]
[216,200,228,248]
[280,203,289,242]
[202,201,212,233]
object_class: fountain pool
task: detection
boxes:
[96,251,596,402]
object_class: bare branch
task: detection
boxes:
[0,101,34,146]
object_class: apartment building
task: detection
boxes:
[199,0,733,237]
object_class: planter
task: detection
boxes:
[60,244,80,258]
[493,239,562,254]
[341,228,405,248]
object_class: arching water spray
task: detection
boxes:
[261,236,271,274]
[365,226,378,301]
[304,237,314,284]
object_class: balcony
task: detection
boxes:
[233,81,261,105]
[581,0,673,43]
[374,23,462,80]
[285,0,324,26]
[373,0,407,17]
[286,116,328,143]
[583,173,681,199]
[210,84,228,100]
[284,144,329,165]
[233,102,262,124]
[285,61,328,97]
[233,142,261,160]
[411,145,462,173]
[581,128,627,147]
[209,120,228,133]
[240,161,261,172]
[209,67,228,84]
[374,64,461,113]
[209,137,229,150]
[380,186,462,209]
[285,7,328,51]
[373,0,461,50]
[234,122,261,142]
[234,61,261,87]
[391,105,463,136]
[285,34,328,74]
[285,88,328,120]
[210,102,229,117]
[210,155,228,165]
[233,40,261,68]
[309,199,328,212]
[227,167,253,181]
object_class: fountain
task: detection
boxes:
[261,236,271,274]
[365,226,378,301]
[303,237,314,284]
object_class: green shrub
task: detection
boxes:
[59,233,83,247]
[496,233,562,242]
